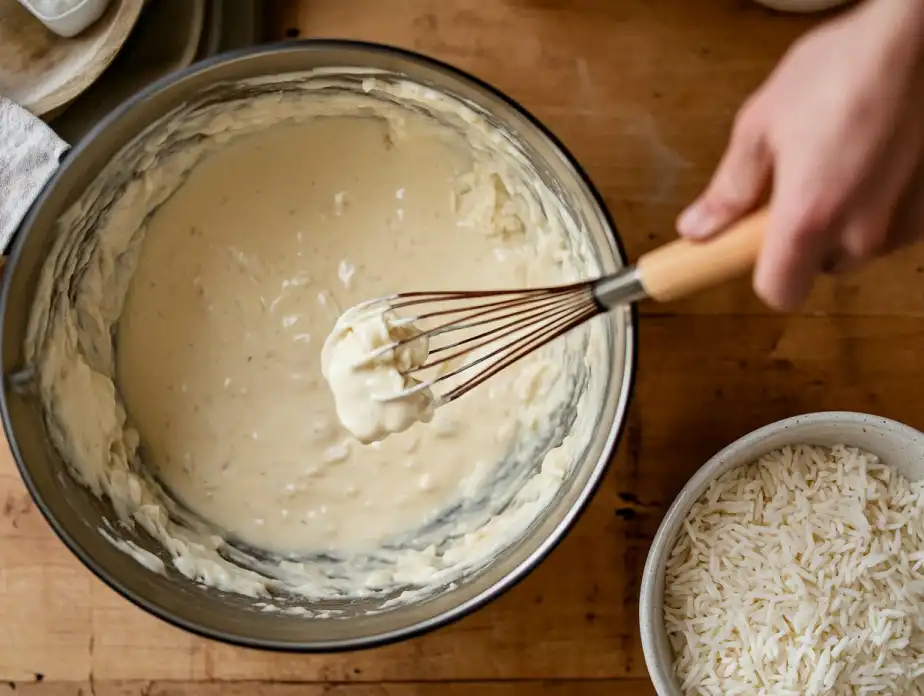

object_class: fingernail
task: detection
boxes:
[677,202,716,239]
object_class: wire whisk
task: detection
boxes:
[367,207,767,406]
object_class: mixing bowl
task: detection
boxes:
[640,411,924,695]
[0,41,637,650]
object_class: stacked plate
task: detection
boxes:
[0,0,261,141]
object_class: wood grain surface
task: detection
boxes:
[5,1,918,694]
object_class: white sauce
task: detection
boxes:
[23,71,612,608]
[322,303,435,444]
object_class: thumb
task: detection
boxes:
[678,101,771,239]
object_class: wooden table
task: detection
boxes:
[5,1,920,693]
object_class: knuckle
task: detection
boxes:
[788,209,832,245]
[706,176,746,211]
[843,221,889,258]
[731,99,762,143]
[781,191,841,244]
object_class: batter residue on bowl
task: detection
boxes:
[24,72,610,608]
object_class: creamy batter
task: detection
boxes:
[321,302,435,444]
[24,71,612,605]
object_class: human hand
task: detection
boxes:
[677,0,924,310]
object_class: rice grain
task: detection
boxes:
[665,444,924,695]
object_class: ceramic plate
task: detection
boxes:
[0,0,144,116]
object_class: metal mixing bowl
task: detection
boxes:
[640,411,924,695]
[0,41,637,650]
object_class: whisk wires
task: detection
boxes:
[365,281,602,404]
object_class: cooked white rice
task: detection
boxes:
[665,444,924,695]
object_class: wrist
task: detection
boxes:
[861,0,924,93]
[874,0,924,62]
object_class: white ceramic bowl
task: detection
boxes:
[639,411,924,696]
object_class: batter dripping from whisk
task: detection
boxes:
[321,302,435,444]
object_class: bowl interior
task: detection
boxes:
[1,42,636,649]
[640,412,924,695]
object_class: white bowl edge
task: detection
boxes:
[639,411,924,696]
[17,0,112,38]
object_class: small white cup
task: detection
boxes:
[17,0,112,38]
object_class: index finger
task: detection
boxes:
[754,165,842,311]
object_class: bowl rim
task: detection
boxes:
[639,410,924,694]
[1,39,639,652]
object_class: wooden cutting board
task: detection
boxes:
[0,0,143,116]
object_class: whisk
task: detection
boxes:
[367,207,768,406]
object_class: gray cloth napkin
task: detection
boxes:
[0,96,68,252]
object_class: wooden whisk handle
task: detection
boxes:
[636,207,768,303]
